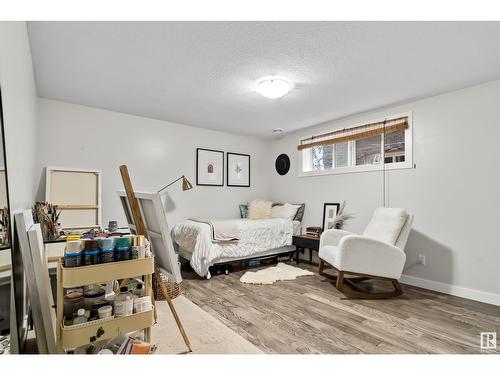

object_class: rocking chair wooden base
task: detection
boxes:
[319,260,403,299]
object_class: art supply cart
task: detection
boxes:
[55,257,155,353]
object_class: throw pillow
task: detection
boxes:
[248,200,273,220]
[271,203,301,220]
[273,202,305,222]
[293,203,305,222]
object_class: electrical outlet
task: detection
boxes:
[417,254,426,265]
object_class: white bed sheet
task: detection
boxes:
[172,218,301,277]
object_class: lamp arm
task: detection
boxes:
[158,175,184,194]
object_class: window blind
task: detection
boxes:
[298,116,409,151]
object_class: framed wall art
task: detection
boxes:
[227,152,250,187]
[196,148,224,186]
[322,202,340,231]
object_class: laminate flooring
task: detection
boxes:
[181,262,500,354]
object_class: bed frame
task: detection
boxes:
[178,245,297,279]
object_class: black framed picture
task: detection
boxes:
[196,148,224,186]
[322,203,340,231]
[227,152,250,187]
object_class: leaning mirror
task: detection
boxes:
[0,87,12,348]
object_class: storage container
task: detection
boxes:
[98,305,113,319]
[83,288,106,310]
[63,291,84,316]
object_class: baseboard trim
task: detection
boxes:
[400,274,500,307]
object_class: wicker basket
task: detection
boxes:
[153,272,181,300]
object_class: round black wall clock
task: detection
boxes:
[275,154,291,175]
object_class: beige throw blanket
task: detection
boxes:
[189,218,239,242]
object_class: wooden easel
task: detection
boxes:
[119,165,192,353]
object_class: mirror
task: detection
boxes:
[0,87,12,344]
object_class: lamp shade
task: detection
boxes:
[182,176,193,191]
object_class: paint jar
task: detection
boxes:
[123,234,135,246]
[82,240,100,266]
[82,249,99,266]
[63,291,84,316]
[114,247,131,261]
[114,237,131,261]
[100,249,114,263]
[99,237,115,250]
[83,288,106,310]
[63,314,74,327]
[64,240,82,268]
[98,305,113,319]
[114,287,133,317]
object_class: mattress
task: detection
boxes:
[172,218,301,277]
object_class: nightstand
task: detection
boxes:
[292,235,320,264]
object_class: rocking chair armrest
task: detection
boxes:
[337,235,406,279]
[320,229,354,248]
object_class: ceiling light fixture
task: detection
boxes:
[255,76,294,99]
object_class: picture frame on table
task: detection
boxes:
[322,202,341,231]
[227,152,250,187]
[196,148,224,186]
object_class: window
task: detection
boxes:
[355,135,382,166]
[299,114,412,175]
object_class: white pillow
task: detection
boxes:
[362,207,407,245]
[271,203,301,220]
[248,200,273,220]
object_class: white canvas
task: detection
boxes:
[117,190,182,283]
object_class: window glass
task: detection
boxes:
[334,142,349,168]
[355,135,382,166]
[311,145,333,170]
[384,129,405,164]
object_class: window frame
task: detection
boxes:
[298,112,413,177]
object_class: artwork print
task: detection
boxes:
[196,148,224,186]
[322,203,340,231]
[227,153,250,187]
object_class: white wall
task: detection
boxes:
[36,99,271,227]
[0,22,39,212]
[269,79,500,305]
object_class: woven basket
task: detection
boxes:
[153,272,181,300]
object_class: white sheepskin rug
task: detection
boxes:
[240,263,314,285]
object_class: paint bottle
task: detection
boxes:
[114,287,133,317]
[132,235,146,259]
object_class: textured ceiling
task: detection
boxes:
[28,21,500,138]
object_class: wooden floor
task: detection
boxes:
[181,262,500,354]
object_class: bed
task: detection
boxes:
[172,218,301,278]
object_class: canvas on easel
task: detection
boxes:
[117,190,181,283]
[118,165,191,352]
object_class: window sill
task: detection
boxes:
[298,161,414,177]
